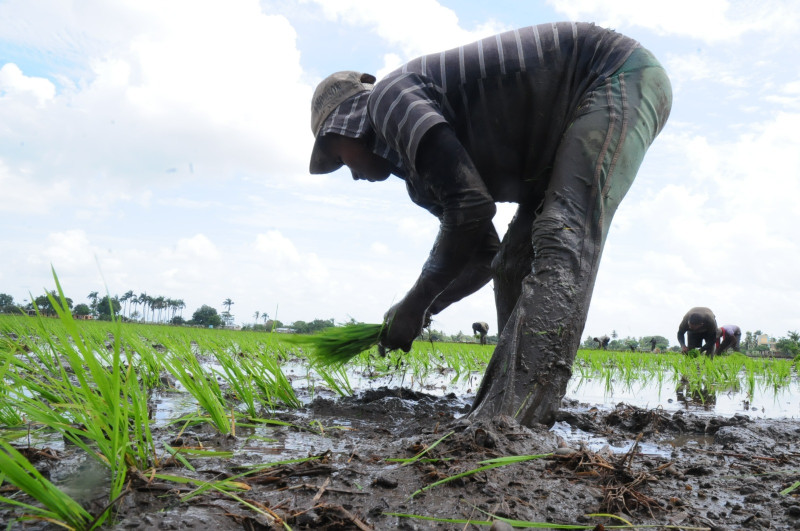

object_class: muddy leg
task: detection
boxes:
[471,175,605,426]
[492,206,536,334]
[470,57,672,426]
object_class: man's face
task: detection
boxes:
[688,321,702,331]
[321,134,392,182]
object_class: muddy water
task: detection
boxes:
[141,358,799,466]
[6,355,800,530]
[153,358,800,433]
[566,376,800,419]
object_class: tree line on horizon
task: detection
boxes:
[581,329,800,357]
[0,290,229,328]
[4,290,797,353]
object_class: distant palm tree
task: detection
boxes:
[138,293,149,322]
[153,296,166,323]
[131,295,140,321]
[166,298,185,323]
[120,290,135,319]
[254,310,260,322]
[87,291,99,315]
[222,298,234,313]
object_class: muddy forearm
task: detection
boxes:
[403,124,497,313]
[677,323,687,348]
[427,224,499,315]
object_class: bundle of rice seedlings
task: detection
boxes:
[286,323,384,367]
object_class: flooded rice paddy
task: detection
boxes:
[4,314,800,530]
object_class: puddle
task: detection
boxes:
[550,420,670,457]
[565,374,800,419]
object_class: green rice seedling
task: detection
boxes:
[161,345,231,434]
[254,346,302,408]
[234,340,301,409]
[409,453,552,498]
[308,361,354,396]
[211,345,260,417]
[286,323,384,367]
[385,431,453,466]
[386,509,713,529]
[3,275,156,521]
[781,481,800,495]
[0,358,23,427]
[116,331,165,390]
[0,440,93,529]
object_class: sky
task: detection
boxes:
[1,0,798,344]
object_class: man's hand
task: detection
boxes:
[380,298,426,353]
[681,346,688,353]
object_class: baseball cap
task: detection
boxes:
[309,71,376,174]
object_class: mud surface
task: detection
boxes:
[5,388,800,530]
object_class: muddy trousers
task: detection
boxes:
[470,48,672,427]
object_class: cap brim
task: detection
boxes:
[309,135,343,175]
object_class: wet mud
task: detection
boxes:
[4,388,800,530]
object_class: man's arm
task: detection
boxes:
[702,330,717,356]
[426,223,499,317]
[381,124,496,351]
[677,318,688,351]
[705,315,719,356]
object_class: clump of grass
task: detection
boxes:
[286,323,384,367]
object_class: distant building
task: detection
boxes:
[757,334,777,352]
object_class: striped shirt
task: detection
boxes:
[365,22,639,204]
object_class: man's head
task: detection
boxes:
[687,312,705,331]
[309,71,376,174]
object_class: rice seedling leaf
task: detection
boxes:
[780,481,800,495]
[285,323,384,367]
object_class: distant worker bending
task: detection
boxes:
[472,321,490,345]
[716,324,741,354]
[677,307,719,357]
[593,335,610,350]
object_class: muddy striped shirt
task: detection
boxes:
[367,22,639,203]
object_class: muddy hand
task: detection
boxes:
[381,301,424,353]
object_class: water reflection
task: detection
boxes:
[674,379,716,410]
[565,374,800,419]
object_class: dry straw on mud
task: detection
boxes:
[286,323,384,367]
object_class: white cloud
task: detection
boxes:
[309,0,507,75]
[168,234,220,261]
[28,230,95,271]
[547,0,799,43]
[664,53,745,91]
[397,216,438,245]
[0,0,313,215]
[0,63,55,106]
[253,230,329,284]
[254,230,302,262]
[370,242,390,255]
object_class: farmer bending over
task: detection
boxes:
[593,335,610,350]
[472,321,490,345]
[677,307,719,357]
[308,22,672,426]
[716,324,741,354]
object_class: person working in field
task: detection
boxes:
[472,321,490,345]
[677,307,719,357]
[593,335,610,350]
[716,324,741,354]
[308,22,672,426]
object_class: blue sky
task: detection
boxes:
[1,0,798,344]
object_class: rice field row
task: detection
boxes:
[1,290,798,528]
